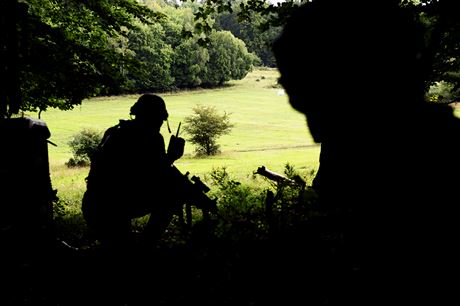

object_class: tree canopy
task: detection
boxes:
[0,0,259,118]
[0,0,163,118]
[2,0,459,118]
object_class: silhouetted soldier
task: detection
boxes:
[82,93,185,251]
[273,0,460,304]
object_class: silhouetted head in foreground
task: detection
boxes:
[273,0,427,143]
[272,1,460,304]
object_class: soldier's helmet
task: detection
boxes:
[130,93,169,121]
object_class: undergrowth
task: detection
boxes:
[53,163,319,250]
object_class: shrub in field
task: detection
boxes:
[66,128,102,167]
[183,104,234,156]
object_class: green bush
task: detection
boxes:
[427,81,460,103]
[66,128,102,167]
[183,104,234,156]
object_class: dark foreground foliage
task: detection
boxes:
[2,166,354,306]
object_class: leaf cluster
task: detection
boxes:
[413,0,460,97]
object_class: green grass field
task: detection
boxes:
[34,67,320,211]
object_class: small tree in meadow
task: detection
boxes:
[66,128,102,167]
[183,104,234,156]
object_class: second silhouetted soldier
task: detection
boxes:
[273,0,460,305]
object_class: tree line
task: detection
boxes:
[119,1,263,95]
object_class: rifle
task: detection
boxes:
[167,123,217,226]
[170,164,218,228]
[167,123,217,227]
[255,165,306,188]
[255,165,296,185]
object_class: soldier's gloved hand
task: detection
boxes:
[167,135,185,162]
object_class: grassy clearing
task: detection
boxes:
[36,67,320,214]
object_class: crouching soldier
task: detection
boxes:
[82,93,186,250]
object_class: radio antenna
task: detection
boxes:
[176,122,181,137]
[166,119,171,134]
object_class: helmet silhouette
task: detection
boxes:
[130,93,168,121]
